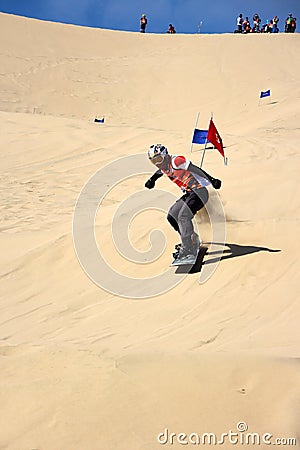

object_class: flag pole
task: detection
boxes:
[221,109,227,165]
[200,139,207,168]
[190,111,200,153]
[200,112,213,168]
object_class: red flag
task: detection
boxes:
[207,119,224,158]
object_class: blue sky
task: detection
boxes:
[0,0,299,33]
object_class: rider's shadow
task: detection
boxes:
[205,242,281,265]
[174,243,281,274]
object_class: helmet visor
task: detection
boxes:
[149,154,164,165]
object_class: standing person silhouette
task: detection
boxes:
[237,14,243,33]
[273,16,279,33]
[140,14,148,33]
[252,13,261,32]
[285,13,293,32]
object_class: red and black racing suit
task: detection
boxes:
[145,155,221,252]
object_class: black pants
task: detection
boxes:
[167,188,208,250]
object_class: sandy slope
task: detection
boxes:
[1,12,300,449]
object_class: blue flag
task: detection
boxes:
[192,128,208,144]
[94,117,104,123]
[260,89,271,99]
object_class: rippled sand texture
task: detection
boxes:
[0,12,300,450]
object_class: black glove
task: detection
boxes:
[211,178,221,189]
[145,178,155,189]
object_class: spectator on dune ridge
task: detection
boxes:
[235,11,294,35]
[140,14,147,33]
[273,15,279,33]
[243,17,251,33]
[252,13,261,32]
[286,15,297,33]
[167,24,176,34]
[268,19,274,33]
[261,20,272,33]
[237,13,243,33]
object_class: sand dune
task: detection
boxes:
[1,12,300,449]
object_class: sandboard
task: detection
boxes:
[171,246,208,273]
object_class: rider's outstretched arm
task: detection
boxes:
[145,169,163,189]
[188,162,222,189]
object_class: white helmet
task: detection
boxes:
[148,144,168,165]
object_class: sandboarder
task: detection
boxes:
[145,144,221,265]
